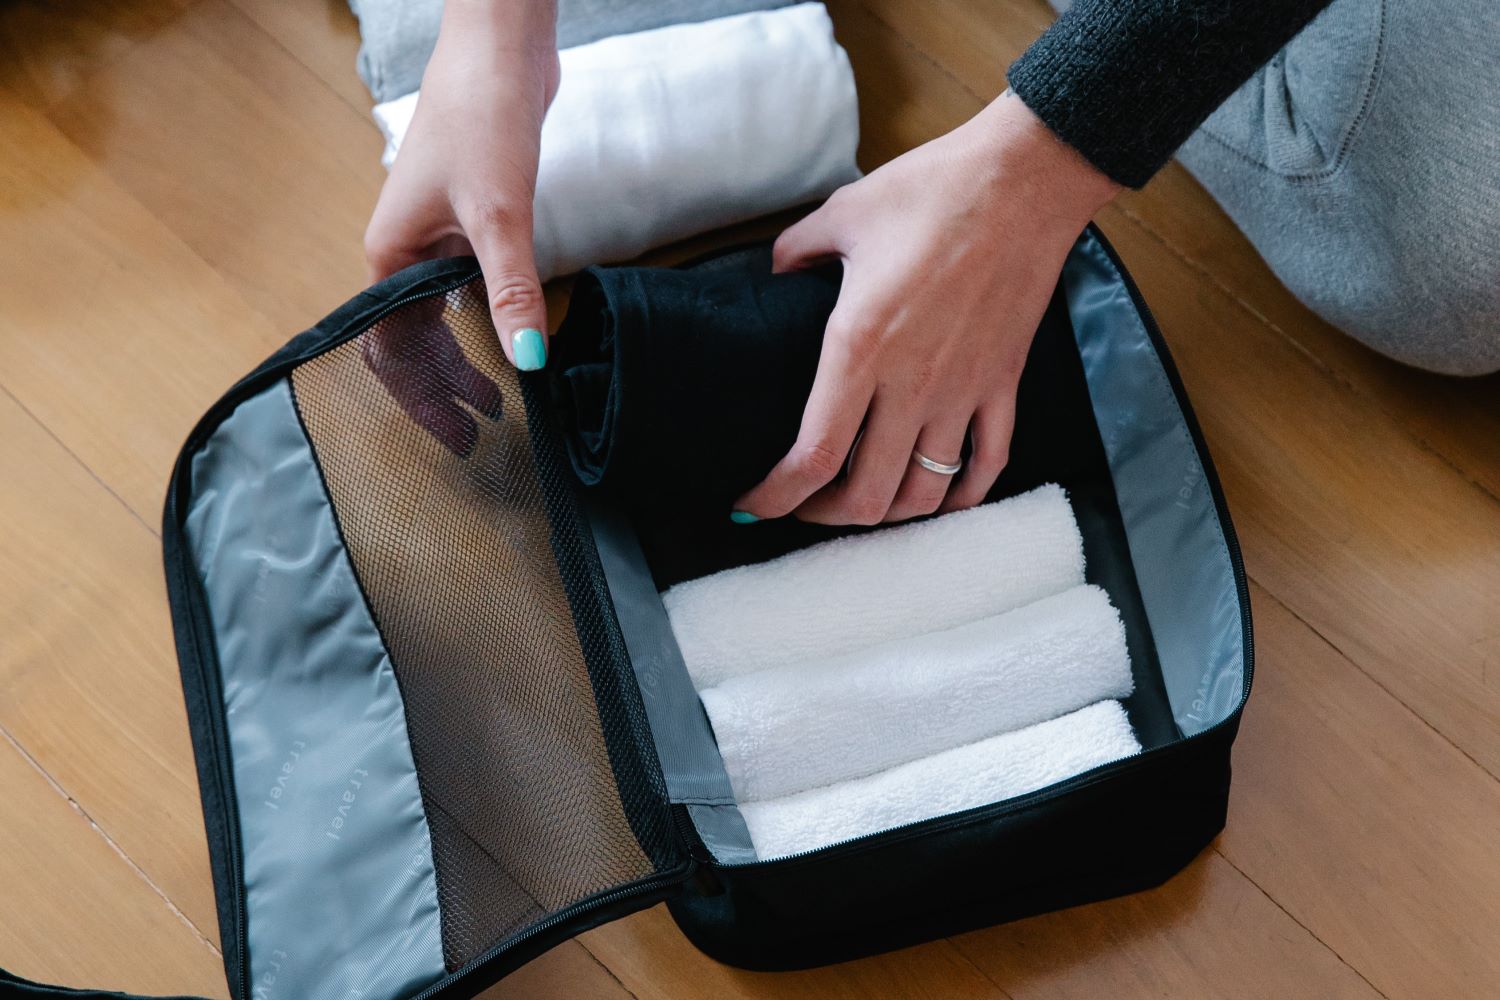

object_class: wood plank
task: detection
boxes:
[0,732,227,998]
[0,0,192,110]
[951,852,1378,999]
[45,0,387,336]
[228,0,374,115]
[826,0,976,167]
[1221,584,1500,997]
[0,388,219,934]
[581,905,1012,1000]
[478,941,637,1000]
[855,0,1048,100]
[0,88,283,522]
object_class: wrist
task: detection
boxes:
[969,90,1122,231]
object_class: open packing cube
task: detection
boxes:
[143,227,1251,1000]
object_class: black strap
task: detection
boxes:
[0,967,208,998]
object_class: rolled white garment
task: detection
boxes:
[699,584,1132,802]
[664,484,1087,689]
[739,700,1142,860]
[372,3,861,281]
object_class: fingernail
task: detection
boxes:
[512,328,547,371]
[729,510,761,525]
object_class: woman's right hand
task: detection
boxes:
[364,1,560,371]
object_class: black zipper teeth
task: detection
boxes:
[715,226,1256,871]
[165,270,483,1000]
[407,863,694,1000]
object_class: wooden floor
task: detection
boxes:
[2,1,1497,997]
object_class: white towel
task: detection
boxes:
[664,484,1087,689]
[372,3,861,281]
[738,700,1142,859]
[699,584,1133,802]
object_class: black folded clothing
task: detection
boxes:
[549,245,841,512]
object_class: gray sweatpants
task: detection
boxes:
[1175,0,1500,375]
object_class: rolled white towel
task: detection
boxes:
[739,700,1142,859]
[699,584,1132,802]
[373,3,861,281]
[664,484,1087,688]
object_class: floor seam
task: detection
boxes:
[1111,201,1500,510]
[221,0,384,128]
[941,937,1019,999]
[0,382,160,539]
[851,0,993,104]
[1213,846,1391,999]
[0,722,222,959]
[574,937,644,1000]
[1249,574,1499,782]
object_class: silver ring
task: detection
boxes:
[913,450,962,476]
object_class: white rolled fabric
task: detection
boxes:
[372,3,861,281]
[699,584,1133,802]
[664,484,1088,689]
[739,700,1142,860]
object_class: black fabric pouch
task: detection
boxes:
[2,227,1251,999]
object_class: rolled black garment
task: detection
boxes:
[549,245,841,511]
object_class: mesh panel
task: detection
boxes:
[290,280,677,971]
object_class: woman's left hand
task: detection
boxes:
[733,91,1120,525]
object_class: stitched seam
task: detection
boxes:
[1191,0,1388,184]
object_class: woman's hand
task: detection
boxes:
[364,1,560,371]
[734,91,1120,524]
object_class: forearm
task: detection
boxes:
[1008,0,1336,188]
[420,1,561,129]
[436,0,558,55]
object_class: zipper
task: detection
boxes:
[406,862,694,1000]
[163,492,250,998]
[711,225,1255,872]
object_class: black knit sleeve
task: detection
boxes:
[1007,0,1335,188]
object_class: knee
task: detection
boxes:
[1287,213,1500,378]
[1385,330,1500,378]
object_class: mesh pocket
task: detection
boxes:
[290,280,677,970]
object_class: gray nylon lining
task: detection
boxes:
[184,380,445,1000]
[1065,232,1244,734]
[591,233,1245,863]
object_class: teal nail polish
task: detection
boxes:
[729,510,761,524]
[512,328,547,371]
